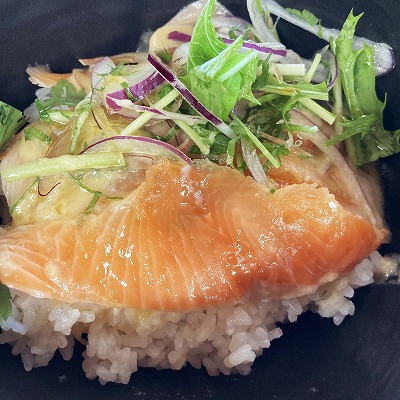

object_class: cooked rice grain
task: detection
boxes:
[0,252,383,384]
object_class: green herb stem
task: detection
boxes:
[173,120,210,154]
[298,98,336,125]
[261,85,328,101]
[119,89,180,136]
[304,53,322,83]
[69,103,92,154]
[2,152,126,182]
[48,110,73,124]
[252,93,280,105]
[231,114,280,168]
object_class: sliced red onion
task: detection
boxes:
[81,135,192,165]
[168,31,192,42]
[263,0,395,76]
[91,57,116,90]
[107,96,207,124]
[167,31,287,57]
[223,38,286,56]
[147,54,236,139]
[324,50,339,91]
[106,71,164,109]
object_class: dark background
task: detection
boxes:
[0,0,399,399]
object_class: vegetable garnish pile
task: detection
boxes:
[0,0,399,318]
[2,0,399,180]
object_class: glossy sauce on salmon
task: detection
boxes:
[0,160,385,311]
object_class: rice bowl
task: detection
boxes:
[0,253,380,384]
[0,0,399,398]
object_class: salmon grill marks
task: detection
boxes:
[0,160,385,311]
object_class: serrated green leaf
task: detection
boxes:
[330,10,400,165]
[286,8,320,26]
[40,79,86,111]
[0,101,25,152]
[187,0,226,72]
[186,36,259,121]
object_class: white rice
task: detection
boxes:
[0,251,385,384]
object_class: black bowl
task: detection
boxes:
[0,1,399,399]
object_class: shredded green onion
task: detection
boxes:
[24,126,52,144]
[69,103,92,154]
[1,152,126,182]
[9,178,39,214]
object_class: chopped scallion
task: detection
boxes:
[24,126,52,144]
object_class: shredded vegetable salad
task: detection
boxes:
[0,0,398,231]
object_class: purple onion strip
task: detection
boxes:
[107,97,207,124]
[81,135,193,165]
[223,38,287,56]
[147,54,235,139]
[168,31,192,42]
[106,72,165,109]
[326,53,339,91]
[167,31,287,56]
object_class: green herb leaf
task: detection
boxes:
[330,10,400,165]
[0,101,25,152]
[109,63,127,77]
[286,8,321,26]
[186,36,259,121]
[158,48,173,64]
[0,283,12,322]
[189,126,228,155]
[252,58,271,90]
[39,79,86,111]
[187,0,226,72]
[121,82,137,102]
[35,99,51,122]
